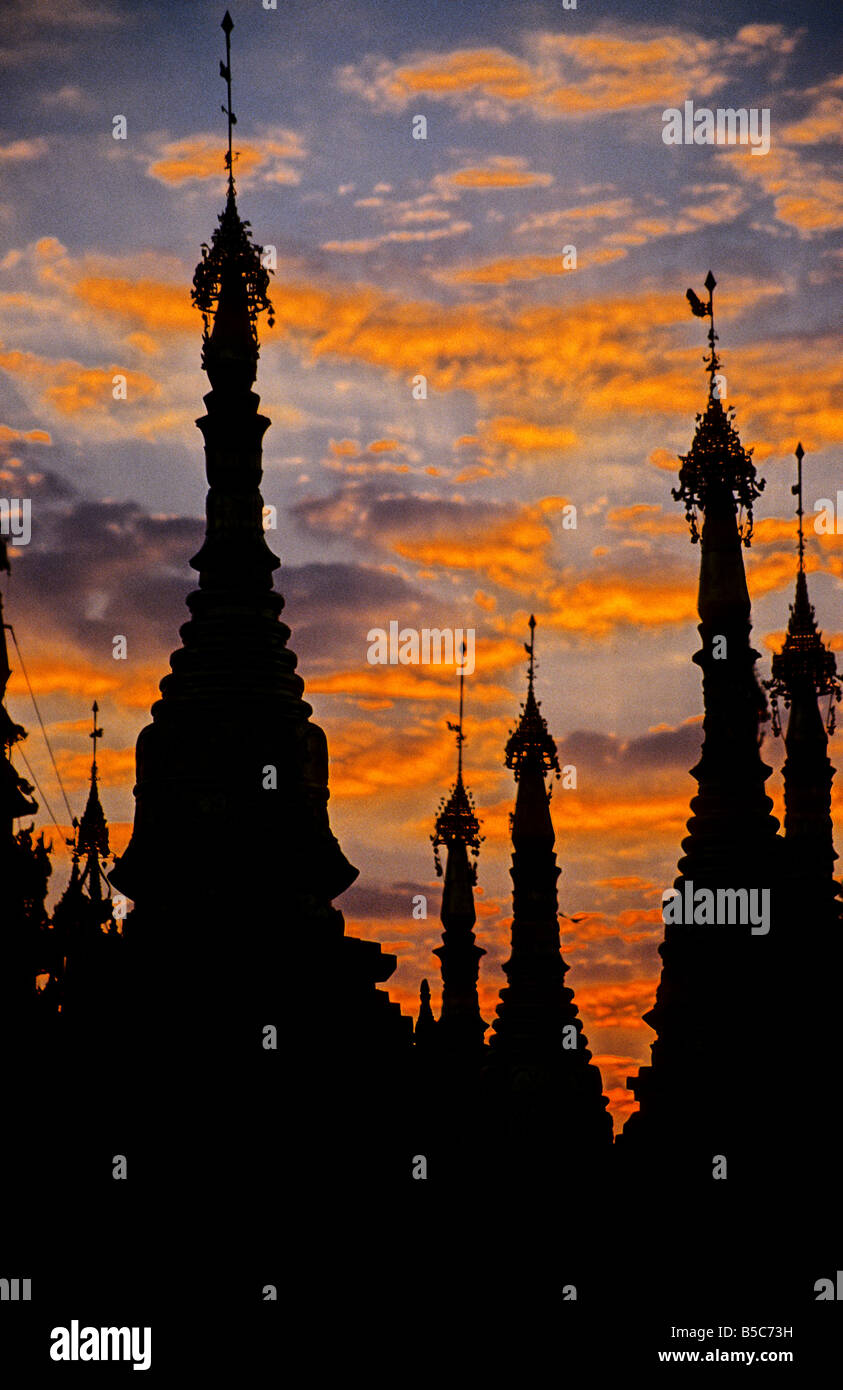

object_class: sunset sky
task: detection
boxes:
[1,0,841,1127]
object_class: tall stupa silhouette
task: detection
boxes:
[110,12,410,1216]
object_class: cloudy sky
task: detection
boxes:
[1,0,841,1128]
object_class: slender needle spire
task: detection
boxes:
[89,699,103,781]
[447,644,466,779]
[220,11,236,192]
[794,441,805,574]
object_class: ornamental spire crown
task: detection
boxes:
[504,615,560,780]
[432,654,482,879]
[76,701,109,866]
[767,445,841,735]
[673,273,764,545]
[191,11,274,385]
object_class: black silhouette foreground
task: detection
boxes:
[1,19,840,1375]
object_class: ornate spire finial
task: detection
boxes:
[673,273,764,546]
[794,442,805,573]
[89,700,103,779]
[220,11,236,192]
[766,445,841,736]
[504,616,560,780]
[446,644,467,779]
[432,657,482,879]
[191,13,274,373]
[686,269,720,395]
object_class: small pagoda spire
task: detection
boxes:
[505,615,560,783]
[429,650,486,1056]
[765,446,841,915]
[75,702,110,907]
[53,704,123,1024]
[489,618,611,1157]
[432,649,482,879]
[767,445,840,736]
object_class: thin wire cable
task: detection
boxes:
[6,624,76,824]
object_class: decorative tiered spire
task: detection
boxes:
[75,702,111,906]
[111,9,410,1105]
[423,654,486,1057]
[504,615,560,784]
[51,704,121,1020]
[489,618,611,1160]
[191,13,274,376]
[675,273,764,545]
[767,445,841,737]
[431,653,482,878]
[623,277,786,1174]
[764,446,841,917]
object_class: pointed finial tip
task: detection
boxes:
[529,613,536,628]
[92,699,99,714]
[704,270,716,292]
[221,11,233,33]
[795,442,804,460]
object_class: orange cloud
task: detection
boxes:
[543,568,697,635]
[62,264,841,461]
[442,157,553,190]
[781,95,843,146]
[54,745,136,791]
[340,28,733,120]
[482,417,577,455]
[73,276,194,333]
[721,145,843,236]
[389,497,570,592]
[606,503,685,536]
[443,248,624,285]
[321,221,471,253]
[0,138,48,162]
[0,346,159,417]
[0,423,51,445]
[146,128,306,187]
[6,656,162,710]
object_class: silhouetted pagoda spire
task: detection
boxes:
[671,272,779,884]
[111,11,408,1122]
[624,275,786,1175]
[76,703,110,907]
[423,655,486,1056]
[53,704,122,1020]
[488,617,611,1157]
[765,445,841,918]
[0,535,51,1023]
